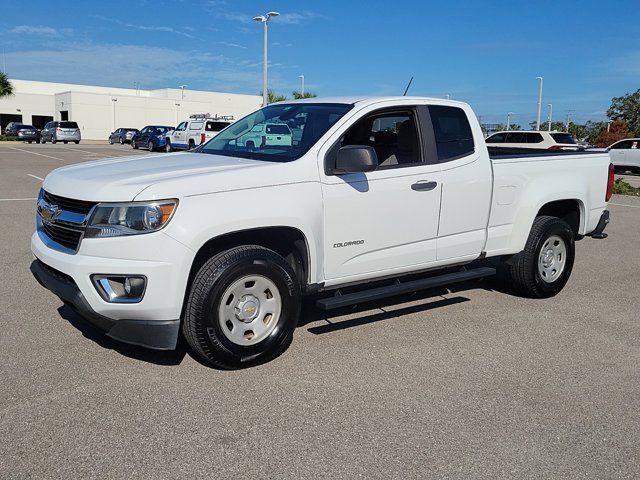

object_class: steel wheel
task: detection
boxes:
[217,274,282,346]
[537,234,567,283]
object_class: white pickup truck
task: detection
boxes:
[31,96,613,368]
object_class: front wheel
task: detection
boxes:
[147,140,154,152]
[507,216,575,298]
[51,137,57,144]
[132,139,138,149]
[182,246,301,368]
[119,137,124,145]
[109,137,113,145]
[165,140,172,152]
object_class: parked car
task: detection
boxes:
[30,97,612,369]
[165,114,234,152]
[485,130,582,151]
[109,128,138,145]
[4,122,25,136]
[131,125,173,151]
[124,129,139,144]
[40,121,81,144]
[16,125,41,143]
[236,122,293,149]
[607,138,640,173]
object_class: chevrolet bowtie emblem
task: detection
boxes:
[41,203,61,222]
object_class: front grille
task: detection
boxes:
[42,222,83,250]
[42,191,97,215]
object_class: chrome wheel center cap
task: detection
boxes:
[541,249,554,267]
[235,295,260,322]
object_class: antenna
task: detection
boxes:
[403,76,414,96]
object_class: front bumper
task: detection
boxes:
[18,133,40,141]
[30,229,195,350]
[31,259,179,349]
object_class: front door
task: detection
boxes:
[321,106,441,282]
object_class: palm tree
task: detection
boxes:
[0,72,14,98]
[292,91,317,100]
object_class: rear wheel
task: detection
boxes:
[188,139,195,150]
[74,141,80,144]
[165,140,172,152]
[51,136,57,144]
[507,215,575,298]
[119,137,124,145]
[147,139,154,152]
[182,245,301,368]
[246,140,255,150]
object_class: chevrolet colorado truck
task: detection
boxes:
[30,97,613,368]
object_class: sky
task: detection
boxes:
[1,0,639,125]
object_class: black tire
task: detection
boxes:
[246,140,255,150]
[51,137,57,144]
[27,141,32,144]
[132,139,138,149]
[119,137,124,145]
[109,137,113,145]
[40,137,46,144]
[182,245,301,369]
[507,215,575,298]
[75,141,80,144]
[165,140,172,152]
[63,141,68,144]
[147,139,154,152]
[188,140,195,150]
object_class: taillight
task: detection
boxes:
[548,145,562,150]
[261,135,266,147]
[606,163,614,202]
[201,133,206,144]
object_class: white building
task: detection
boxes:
[0,79,263,140]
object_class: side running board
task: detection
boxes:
[316,267,496,310]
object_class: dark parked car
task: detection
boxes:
[131,125,173,152]
[109,128,138,145]
[4,122,25,136]
[41,121,81,144]
[16,125,41,143]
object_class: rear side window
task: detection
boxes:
[266,124,291,134]
[189,122,203,130]
[428,106,474,161]
[525,132,543,143]
[505,132,525,143]
[60,121,78,128]
[486,133,506,143]
[206,121,231,132]
[550,133,576,144]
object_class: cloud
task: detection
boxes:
[1,42,278,94]
[216,41,247,49]
[8,25,69,36]
[92,15,195,38]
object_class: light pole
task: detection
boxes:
[254,11,280,106]
[174,102,181,124]
[506,112,514,131]
[535,76,543,131]
[565,110,574,133]
[111,97,118,131]
[547,103,553,131]
[299,74,305,96]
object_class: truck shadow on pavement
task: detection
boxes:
[57,304,188,366]
[55,257,511,368]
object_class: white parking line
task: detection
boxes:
[57,146,99,155]
[609,202,640,208]
[7,146,66,161]
[0,198,37,202]
[27,174,44,181]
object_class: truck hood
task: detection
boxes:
[43,152,277,201]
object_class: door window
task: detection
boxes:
[176,122,187,131]
[611,140,630,150]
[428,106,474,161]
[337,108,422,169]
[486,133,506,143]
[505,132,525,143]
[189,122,203,130]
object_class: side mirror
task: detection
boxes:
[334,145,378,174]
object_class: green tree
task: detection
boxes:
[607,89,640,135]
[494,123,522,131]
[292,91,317,99]
[267,89,287,104]
[0,71,14,98]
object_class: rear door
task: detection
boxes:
[321,105,442,281]
[172,121,187,148]
[628,140,640,168]
[609,140,630,167]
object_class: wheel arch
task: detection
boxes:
[536,198,585,238]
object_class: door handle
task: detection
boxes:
[411,181,438,191]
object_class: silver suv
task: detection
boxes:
[41,121,81,144]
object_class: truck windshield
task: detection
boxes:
[200,103,353,162]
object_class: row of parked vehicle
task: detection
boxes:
[108,113,300,153]
[3,121,82,144]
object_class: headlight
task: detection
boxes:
[85,200,177,238]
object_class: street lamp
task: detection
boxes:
[535,76,543,131]
[174,102,181,124]
[506,112,514,131]
[254,11,280,106]
[299,74,305,96]
[179,85,187,100]
[547,103,553,131]
[111,97,118,131]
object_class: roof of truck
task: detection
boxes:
[279,96,468,106]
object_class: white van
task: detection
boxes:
[165,114,234,152]
[486,131,581,151]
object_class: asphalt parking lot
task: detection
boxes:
[1,143,639,479]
